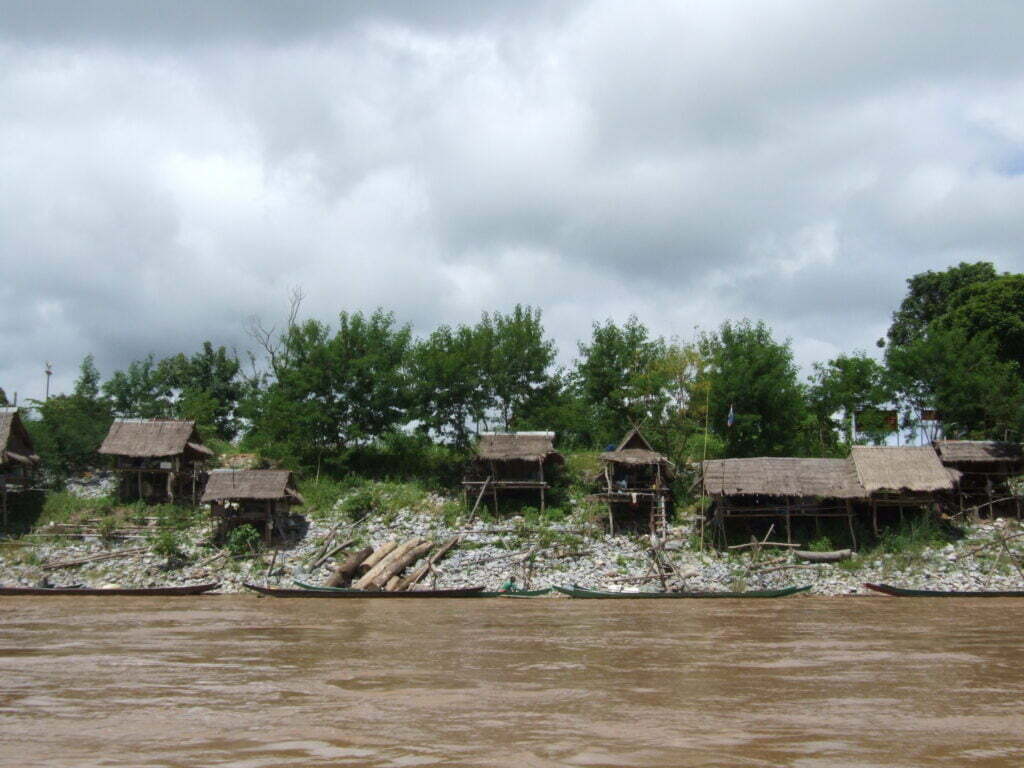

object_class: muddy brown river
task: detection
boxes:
[0,596,1022,767]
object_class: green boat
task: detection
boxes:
[552,584,811,599]
[294,580,551,597]
[864,583,1024,598]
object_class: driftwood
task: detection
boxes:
[399,535,461,591]
[749,563,823,576]
[354,538,426,589]
[728,541,802,551]
[305,522,342,566]
[373,541,433,589]
[312,538,355,570]
[794,549,852,563]
[43,547,146,571]
[325,546,373,587]
[357,540,398,574]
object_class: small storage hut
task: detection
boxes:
[98,419,212,505]
[202,469,304,543]
[701,457,864,545]
[588,427,675,535]
[934,440,1023,517]
[0,409,40,525]
[462,431,564,514]
[849,445,955,534]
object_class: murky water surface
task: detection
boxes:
[1,596,1022,767]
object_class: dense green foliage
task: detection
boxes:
[14,262,1024,485]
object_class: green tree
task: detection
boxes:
[27,355,113,477]
[701,320,809,458]
[575,316,671,446]
[886,261,997,348]
[158,342,242,438]
[808,352,891,450]
[481,305,557,429]
[937,274,1024,365]
[102,355,172,418]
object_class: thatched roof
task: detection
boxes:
[98,419,213,458]
[0,408,39,466]
[850,446,953,494]
[474,432,564,463]
[601,427,674,472]
[202,469,303,503]
[702,457,865,499]
[935,440,1024,465]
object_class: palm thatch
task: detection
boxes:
[935,440,1024,466]
[99,419,213,458]
[202,469,303,504]
[0,408,39,466]
[702,457,865,499]
[600,427,674,475]
[474,432,564,463]
[850,445,953,494]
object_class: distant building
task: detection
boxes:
[462,431,564,514]
[587,427,674,535]
[98,419,213,505]
[202,469,304,542]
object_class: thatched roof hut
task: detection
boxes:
[0,409,40,470]
[474,432,564,464]
[99,419,213,458]
[202,469,303,504]
[600,427,674,475]
[934,441,1024,466]
[849,445,954,494]
[702,457,865,499]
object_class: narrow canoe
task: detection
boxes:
[864,583,1024,598]
[0,583,220,596]
[247,583,486,598]
[293,580,551,598]
[552,584,811,599]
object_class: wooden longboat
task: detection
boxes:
[246,583,486,598]
[0,583,220,596]
[864,583,1024,598]
[294,580,551,597]
[552,584,811,599]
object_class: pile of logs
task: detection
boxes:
[324,535,460,591]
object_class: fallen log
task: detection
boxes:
[372,541,433,589]
[354,538,426,589]
[312,538,356,570]
[399,535,460,590]
[356,540,398,574]
[325,546,373,587]
[43,547,147,571]
[728,541,802,551]
[794,549,852,563]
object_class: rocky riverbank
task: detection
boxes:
[2,484,1023,595]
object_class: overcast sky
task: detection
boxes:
[2,0,1023,402]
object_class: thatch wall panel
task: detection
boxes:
[850,445,953,493]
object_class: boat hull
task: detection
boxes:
[292,580,551,598]
[864,582,1024,597]
[247,583,486,598]
[0,583,220,596]
[552,584,811,599]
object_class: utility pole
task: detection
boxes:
[45,362,53,401]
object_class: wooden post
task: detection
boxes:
[264,500,273,543]
[539,459,545,514]
[846,500,857,551]
[785,500,792,544]
[872,501,879,536]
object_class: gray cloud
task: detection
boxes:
[2,0,1024,401]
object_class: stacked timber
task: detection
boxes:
[324,536,460,591]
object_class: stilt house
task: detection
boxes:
[98,419,213,505]
[934,440,1023,517]
[849,446,955,535]
[463,431,564,514]
[588,427,675,535]
[202,469,304,543]
[701,457,864,546]
[0,409,40,525]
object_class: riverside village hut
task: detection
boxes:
[849,445,955,535]
[462,431,564,514]
[202,469,304,543]
[0,408,40,525]
[934,440,1024,518]
[98,419,213,505]
[701,457,864,547]
[587,427,675,535]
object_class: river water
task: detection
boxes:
[1,596,1022,767]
